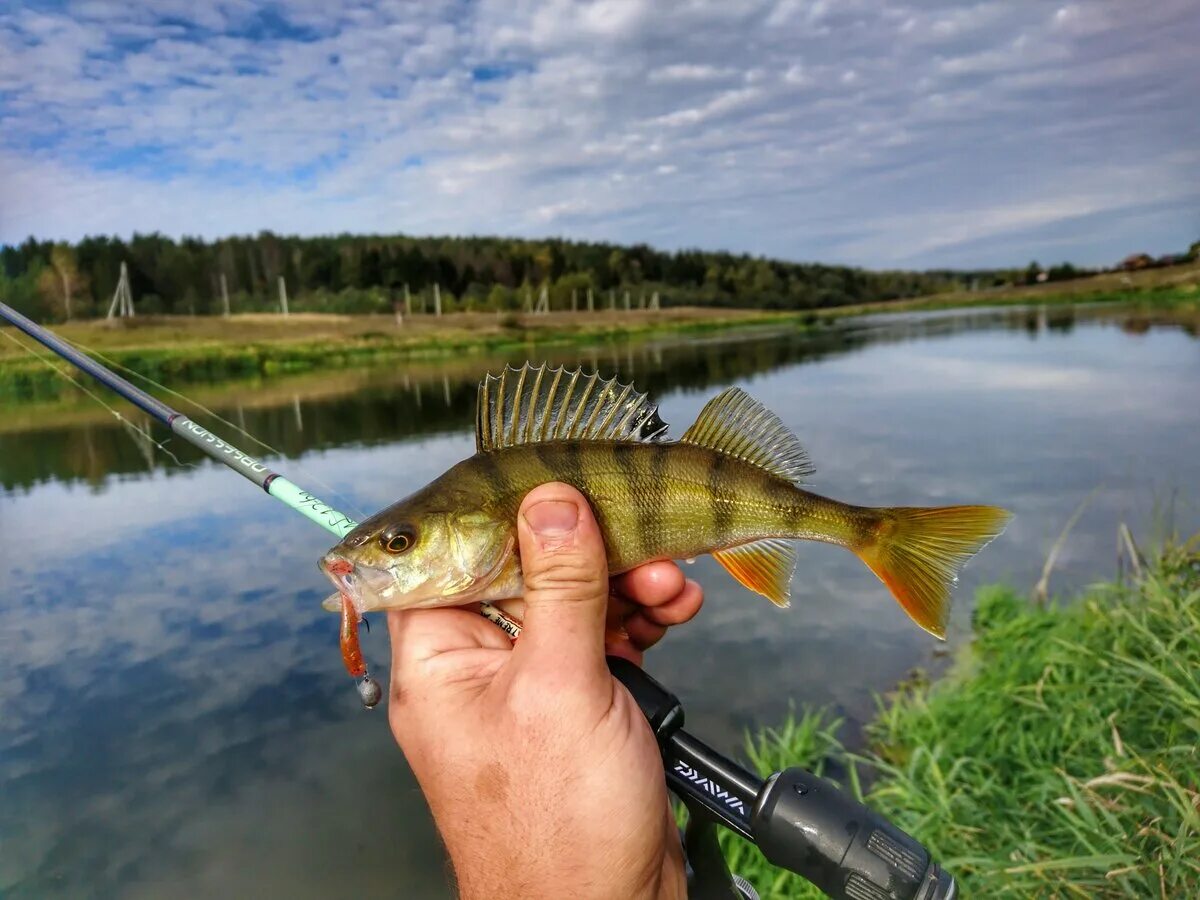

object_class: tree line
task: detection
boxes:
[0,231,1068,322]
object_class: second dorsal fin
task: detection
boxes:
[476,363,670,452]
[679,387,814,483]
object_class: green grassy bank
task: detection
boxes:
[3,260,1197,401]
[0,308,818,401]
[732,537,1200,897]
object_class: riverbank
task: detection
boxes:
[0,307,819,400]
[2,261,1196,400]
[732,535,1200,897]
[825,258,1199,318]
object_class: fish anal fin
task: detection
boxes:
[680,387,813,483]
[712,539,795,608]
[475,363,670,452]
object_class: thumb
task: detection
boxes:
[514,482,609,673]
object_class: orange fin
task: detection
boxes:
[712,539,796,608]
[855,505,1012,639]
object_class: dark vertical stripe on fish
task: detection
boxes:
[533,444,555,481]
[585,444,619,545]
[614,443,650,560]
[709,451,733,539]
[475,451,508,500]
[559,441,586,496]
[643,444,668,550]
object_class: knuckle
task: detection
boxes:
[525,556,606,601]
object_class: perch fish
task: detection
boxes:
[321,363,1010,669]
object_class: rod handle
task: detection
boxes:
[753,768,956,900]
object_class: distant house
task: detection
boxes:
[1120,253,1154,271]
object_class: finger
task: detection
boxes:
[612,561,686,607]
[606,592,636,631]
[624,614,668,651]
[602,634,643,666]
[638,578,703,627]
[514,482,609,675]
[387,605,511,679]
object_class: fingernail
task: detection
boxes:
[524,499,579,540]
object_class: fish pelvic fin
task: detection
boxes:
[712,539,796,608]
[680,387,813,483]
[855,505,1012,639]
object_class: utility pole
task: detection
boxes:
[107,261,134,319]
[278,276,289,316]
[433,282,442,316]
[220,273,231,317]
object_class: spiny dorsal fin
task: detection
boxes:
[712,539,796,608]
[476,363,670,452]
[680,387,813,483]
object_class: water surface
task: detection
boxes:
[2,306,1198,897]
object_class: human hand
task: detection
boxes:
[386,482,703,900]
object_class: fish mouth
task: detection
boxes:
[320,554,393,613]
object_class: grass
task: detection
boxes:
[725,535,1200,898]
[3,261,1198,400]
[824,260,1200,318]
[0,307,818,401]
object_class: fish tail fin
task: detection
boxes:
[855,505,1011,639]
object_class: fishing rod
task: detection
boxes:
[1,300,956,900]
[609,657,957,900]
[0,300,391,704]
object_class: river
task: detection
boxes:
[1,305,1197,897]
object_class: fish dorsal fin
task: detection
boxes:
[712,539,796,608]
[476,363,670,452]
[680,387,814,483]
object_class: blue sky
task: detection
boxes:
[0,0,1196,268]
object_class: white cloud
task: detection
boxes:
[0,0,1197,267]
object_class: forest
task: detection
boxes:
[0,232,1047,323]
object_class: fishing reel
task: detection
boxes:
[608,658,957,900]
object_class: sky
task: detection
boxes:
[0,0,1197,269]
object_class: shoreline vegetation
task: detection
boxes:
[732,535,1200,897]
[0,306,815,401]
[1,261,1197,402]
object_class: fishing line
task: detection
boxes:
[59,334,367,520]
[0,329,192,469]
[1,301,524,708]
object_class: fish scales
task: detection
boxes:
[321,363,1010,640]
[450,441,849,575]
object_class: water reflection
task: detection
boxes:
[0,326,869,492]
[1,305,1198,898]
[6,304,1192,494]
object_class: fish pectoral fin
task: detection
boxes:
[680,387,813,484]
[322,592,342,613]
[712,539,796,608]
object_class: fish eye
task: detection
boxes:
[380,527,416,555]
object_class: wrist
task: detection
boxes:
[440,811,686,900]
